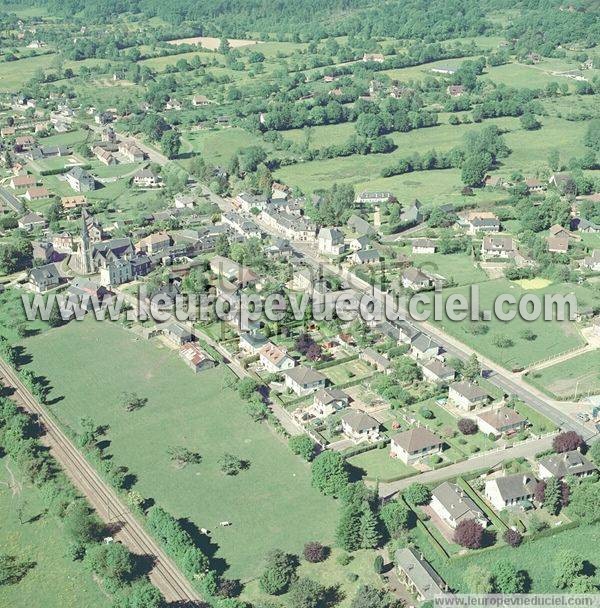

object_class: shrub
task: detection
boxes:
[457,418,478,435]
[503,529,523,547]
[302,542,328,563]
[454,519,484,549]
[552,431,584,453]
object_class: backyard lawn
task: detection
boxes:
[347,448,416,482]
[19,319,339,581]
[0,458,111,608]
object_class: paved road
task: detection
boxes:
[378,434,555,498]
[0,359,203,606]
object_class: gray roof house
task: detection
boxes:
[485,473,537,510]
[341,410,380,442]
[390,427,443,464]
[284,365,326,396]
[538,450,597,480]
[395,547,448,601]
[163,322,193,346]
[347,214,376,236]
[430,481,488,529]
[422,359,456,384]
[360,347,393,373]
[28,263,63,293]
[410,334,443,360]
[402,267,433,291]
[65,166,95,192]
[448,381,489,411]
[350,248,380,265]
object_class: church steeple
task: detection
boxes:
[79,208,93,274]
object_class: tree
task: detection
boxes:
[63,500,100,544]
[218,453,244,475]
[403,483,431,505]
[121,392,147,412]
[335,501,362,551]
[350,585,396,608]
[461,153,491,187]
[289,435,316,462]
[167,446,202,468]
[554,550,585,589]
[0,554,33,586]
[303,542,328,563]
[519,113,541,130]
[589,441,600,467]
[115,580,166,608]
[548,148,561,171]
[534,480,546,503]
[238,378,259,400]
[503,529,523,548]
[258,549,297,595]
[311,452,349,497]
[464,565,493,593]
[584,118,600,151]
[453,519,484,549]
[289,578,326,608]
[491,560,527,593]
[373,555,384,574]
[542,477,561,515]
[567,482,600,523]
[86,541,133,582]
[457,418,477,435]
[380,500,412,538]
[552,431,584,453]
[462,354,481,381]
[570,576,596,593]
[160,130,181,159]
[359,502,380,549]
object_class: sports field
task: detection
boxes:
[20,319,339,580]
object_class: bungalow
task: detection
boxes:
[525,178,546,193]
[355,191,392,205]
[573,217,600,233]
[179,342,215,373]
[485,473,537,510]
[549,172,576,193]
[10,174,36,191]
[284,365,327,396]
[412,238,436,254]
[476,406,526,438]
[350,249,380,265]
[259,342,296,373]
[459,211,500,235]
[18,212,47,230]
[430,481,488,529]
[390,427,443,464]
[136,232,171,254]
[65,166,95,192]
[28,263,63,292]
[538,450,597,480]
[431,66,456,74]
[422,359,456,384]
[174,194,196,209]
[396,320,421,344]
[400,200,423,224]
[395,548,448,602]
[549,224,572,240]
[340,410,380,442]
[119,141,144,163]
[410,334,443,360]
[448,382,489,411]
[163,322,193,346]
[32,240,55,263]
[481,236,515,258]
[311,388,349,418]
[133,169,161,188]
[402,267,434,291]
[210,255,259,288]
[317,227,346,256]
[24,187,51,201]
[239,331,268,354]
[15,135,36,150]
[360,347,393,374]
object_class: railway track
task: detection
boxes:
[0,359,203,606]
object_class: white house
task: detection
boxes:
[310,388,349,418]
[538,450,597,480]
[283,366,326,396]
[390,427,443,464]
[259,342,296,373]
[476,407,526,438]
[484,473,537,510]
[430,481,488,529]
[448,382,489,411]
[412,239,436,254]
[340,410,380,442]
[317,227,346,256]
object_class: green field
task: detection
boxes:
[0,458,111,608]
[525,350,600,399]
[347,448,416,481]
[428,279,589,370]
[20,319,339,580]
[183,127,271,165]
[0,53,56,91]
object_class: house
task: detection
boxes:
[10,174,36,191]
[430,481,488,529]
[18,212,47,230]
[53,232,75,252]
[446,84,465,96]
[61,195,87,210]
[395,548,447,601]
[402,267,434,291]
[136,232,171,254]
[349,235,372,252]
[390,427,443,464]
[179,343,215,373]
[347,213,377,236]
[525,178,546,193]
[311,388,349,418]
[549,224,571,240]
[32,240,55,263]
[210,255,258,288]
[363,53,385,63]
[481,236,515,258]
[174,194,196,209]
[355,191,392,205]
[459,211,500,235]
[548,236,569,253]
[317,227,346,256]
[412,239,436,254]
[133,169,161,188]
[28,263,63,292]
[431,66,456,74]
[24,186,51,201]
[484,473,537,510]
[422,359,456,384]
[448,382,489,411]
[284,365,327,396]
[538,450,597,480]
[396,320,421,344]
[65,167,95,192]
[340,410,380,442]
[350,249,380,265]
[400,200,423,224]
[573,217,600,233]
[235,192,269,213]
[15,135,36,150]
[265,238,293,259]
[476,406,526,438]
[163,322,193,346]
[101,126,116,143]
[259,342,296,373]
[581,250,600,271]
[239,331,268,354]
[192,95,211,106]
[360,348,393,374]
[410,334,443,361]
[260,209,317,242]
[93,146,117,166]
[99,258,133,287]
[119,141,145,163]
[549,172,576,193]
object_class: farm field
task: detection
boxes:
[524,350,600,399]
[19,319,339,580]
[0,53,56,91]
[0,458,112,608]
[183,127,271,165]
[428,279,590,370]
